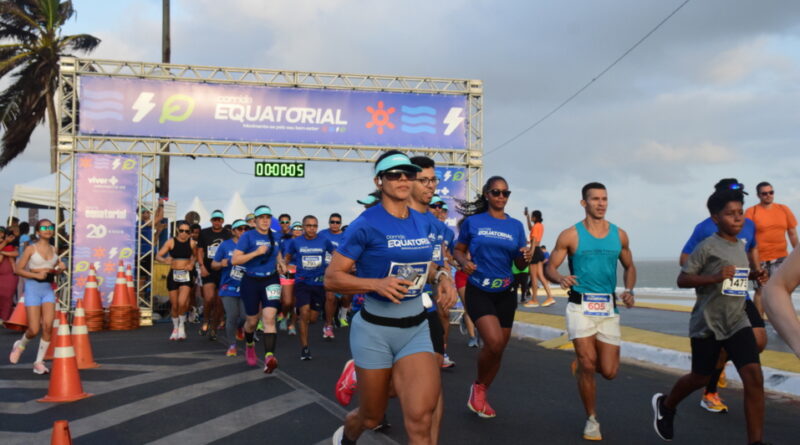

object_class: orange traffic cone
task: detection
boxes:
[50,420,73,445]
[109,261,131,330]
[38,311,92,403]
[83,265,104,332]
[4,296,28,332]
[125,264,137,308]
[72,299,99,369]
[44,310,62,361]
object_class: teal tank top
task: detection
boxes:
[569,221,621,295]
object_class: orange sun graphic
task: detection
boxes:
[365,101,396,135]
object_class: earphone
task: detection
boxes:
[377,178,383,185]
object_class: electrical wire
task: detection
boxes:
[484,0,692,157]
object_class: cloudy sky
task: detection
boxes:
[2,0,800,259]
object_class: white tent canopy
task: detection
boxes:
[11,173,56,209]
[223,192,250,222]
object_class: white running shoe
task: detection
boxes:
[9,340,25,363]
[331,425,344,444]
[583,415,602,441]
[177,324,187,340]
[169,329,178,341]
[33,362,50,375]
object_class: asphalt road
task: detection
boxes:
[2,317,799,444]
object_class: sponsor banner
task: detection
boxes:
[79,76,468,149]
[71,154,139,305]
[435,166,468,236]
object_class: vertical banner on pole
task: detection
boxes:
[71,154,139,306]
[435,167,467,235]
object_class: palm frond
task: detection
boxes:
[59,33,99,53]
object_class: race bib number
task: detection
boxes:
[325,252,333,264]
[582,293,613,317]
[722,267,750,297]
[207,244,219,258]
[265,284,281,301]
[172,269,190,283]
[302,255,323,270]
[230,266,244,280]
[432,247,442,262]
[388,262,430,299]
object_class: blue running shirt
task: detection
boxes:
[682,217,756,255]
[319,229,345,264]
[214,239,245,297]
[457,212,527,292]
[337,204,434,316]
[286,235,334,286]
[235,229,278,277]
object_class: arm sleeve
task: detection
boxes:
[681,242,706,275]
[235,233,250,253]
[783,205,797,228]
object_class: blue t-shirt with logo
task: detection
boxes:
[319,228,345,264]
[682,217,756,255]
[457,212,527,292]
[213,238,245,297]
[286,235,334,286]
[337,204,434,317]
[235,229,278,277]
[279,235,297,266]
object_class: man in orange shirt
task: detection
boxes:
[745,181,799,314]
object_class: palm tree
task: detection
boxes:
[0,0,100,171]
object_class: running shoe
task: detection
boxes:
[288,326,297,336]
[9,340,25,363]
[177,324,187,341]
[257,320,264,331]
[169,329,179,341]
[372,415,391,432]
[467,336,479,348]
[583,415,602,441]
[301,347,312,361]
[467,382,496,418]
[442,354,456,368]
[541,298,556,307]
[187,307,199,323]
[335,359,357,406]
[199,322,208,336]
[459,317,467,336]
[700,392,728,413]
[652,392,675,441]
[718,369,728,388]
[332,425,345,444]
[236,327,244,341]
[323,325,335,340]
[263,353,278,374]
[32,362,50,375]
[523,300,540,308]
[278,314,287,331]
[209,328,217,341]
[245,343,257,367]
[226,345,237,357]
[338,317,349,328]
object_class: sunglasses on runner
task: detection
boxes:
[429,203,444,209]
[39,225,55,231]
[304,224,318,228]
[279,220,290,224]
[329,220,341,224]
[489,189,511,198]
[381,170,417,181]
[177,229,191,234]
[760,191,774,196]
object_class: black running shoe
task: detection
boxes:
[652,393,674,441]
[209,328,217,341]
[372,415,391,432]
[301,347,312,361]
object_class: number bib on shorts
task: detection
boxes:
[172,269,190,283]
[207,245,219,258]
[388,261,429,299]
[230,266,244,280]
[265,284,281,301]
[722,267,750,297]
[581,293,614,317]
[302,255,323,270]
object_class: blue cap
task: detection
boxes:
[210,210,224,220]
[374,153,422,176]
[231,219,247,230]
[442,203,449,211]
[357,195,378,206]
[291,221,302,230]
[254,206,272,217]
[429,196,443,205]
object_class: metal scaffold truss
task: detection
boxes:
[56,57,484,323]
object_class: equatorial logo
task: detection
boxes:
[132,92,196,123]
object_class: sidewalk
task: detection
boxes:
[511,295,800,397]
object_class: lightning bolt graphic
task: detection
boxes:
[443,107,464,136]
[108,247,118,259]
[132,92,156,123]
[111,158,121,170]
[443,170,452,182]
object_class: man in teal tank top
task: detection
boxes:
[545,182,637,442]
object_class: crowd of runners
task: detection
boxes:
[4,149,799,445]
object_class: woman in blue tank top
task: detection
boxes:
[453,176,532,419]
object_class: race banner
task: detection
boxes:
[79,77,468,149]
[71,154,139,305]
[435,166,468,235]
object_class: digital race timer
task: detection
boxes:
[254,162,305,178]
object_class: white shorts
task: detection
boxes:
[566,302,621,346]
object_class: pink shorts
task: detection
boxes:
[455,270,468,290]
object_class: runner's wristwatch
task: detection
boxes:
[624,288,635,296]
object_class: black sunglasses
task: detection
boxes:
[429,203,444,209]
[489,189,511,198]
[760,191,774,196]
[177,229,191,234]
[329,220,341,224]
[382,170,417,181]
[279,220,290,224]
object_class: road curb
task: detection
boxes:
[512,320,800,397]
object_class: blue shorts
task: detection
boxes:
[240,274,281,316]
[25,280,56,307]
[295,282,325,311]
[349,311,434,370]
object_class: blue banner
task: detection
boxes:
[71,154,139,305]
[79,77,468,149]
